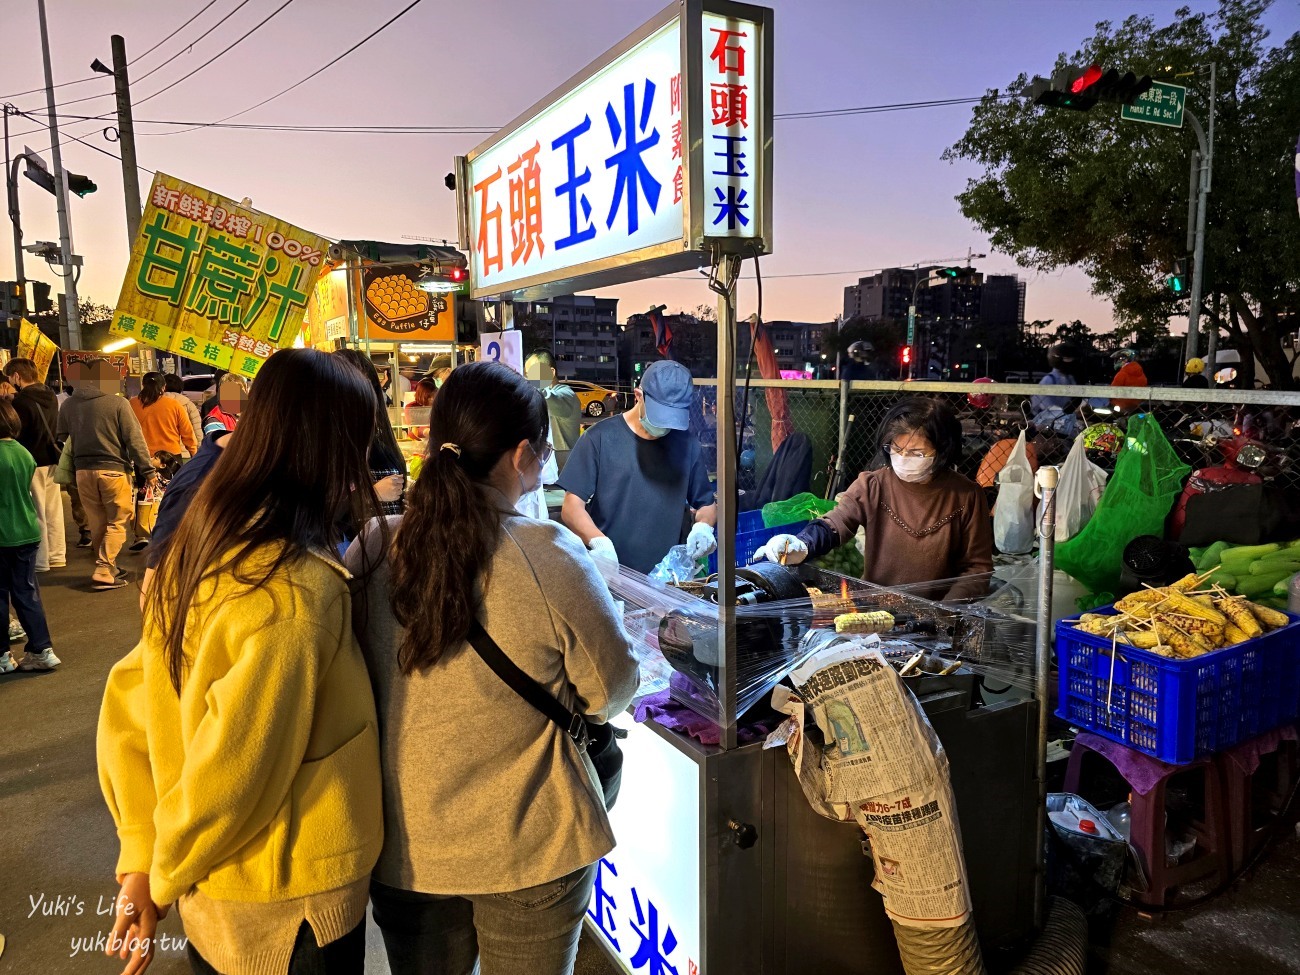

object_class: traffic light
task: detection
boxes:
[31,281,52,314]
[936,266,976,282]
[67,172,97,197]
[1,281,24,320]
[1025,64,1152,111]
[901,346,912,367]
[1167,258,1188,294]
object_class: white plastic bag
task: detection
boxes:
[1052,432,1109,542]
[993,430,1036,554]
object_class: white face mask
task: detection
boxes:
[890,453,935,483]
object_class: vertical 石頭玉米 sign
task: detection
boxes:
[109,173,330,378]
[17,318,58,383]
[457,0,773,300]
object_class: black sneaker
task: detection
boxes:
[128,539,149,553]
[77,531,91,548]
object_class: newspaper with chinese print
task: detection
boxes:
[767,637,974,929]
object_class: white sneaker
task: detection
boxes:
[0,651,16,674]
[7,620,25,643]
[18,648,61,671]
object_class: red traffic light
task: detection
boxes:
[901,346,912,365]
[1071,64,1104,94]
[448,266,467,282]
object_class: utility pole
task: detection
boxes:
[36,0,81,349]
[3,106,26,297]
[97,35,142,244]
[1184,63,1216,366]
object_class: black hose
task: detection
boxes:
[1008,897,1088,975]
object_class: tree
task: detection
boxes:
[944,0,1300,387]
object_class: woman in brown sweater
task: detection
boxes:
[759,397,993,600]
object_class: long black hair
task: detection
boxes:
[139,372,164,407]
[389,361,546,673]
[333,348,405,472]
[147,349,382,693]
[878,397,963,474]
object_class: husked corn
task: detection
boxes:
[835,611,895,635]
[1216,598,1263,640]
[1154,612,1223,645]
[1169,573,1204,592]
[1118,631,1161,649]
[1223,624,1252,645]
[1154,621,1211,657]
[1242,599,1290,630]
[1116,589,1166,609]
[1075,616,1122,636]
[1160,590,1227,625]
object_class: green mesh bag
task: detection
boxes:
[762,492,836,528]
[1056,414,1190,598]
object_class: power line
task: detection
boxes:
[153,0,424,137]
[132,0,257,89]
[130,0,224,64]
[135,0,298,107]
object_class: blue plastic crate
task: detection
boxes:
[1055,607,1300,764]
[707,509,810,572]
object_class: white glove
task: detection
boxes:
[757,533,809,565]
[685,522,717,560]
[588,536,620,583]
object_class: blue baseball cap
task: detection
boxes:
[641,360,694,431]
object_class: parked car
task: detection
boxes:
[561,380,619,417]
[182,374,216,405]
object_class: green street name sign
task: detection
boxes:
[1121,80,1186,128]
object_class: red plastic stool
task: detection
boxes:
[1064,731,1229,907]
[1216,726,1299,872]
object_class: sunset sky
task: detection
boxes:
[2,0,1295,334]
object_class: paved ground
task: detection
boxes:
[2,508,1297,974]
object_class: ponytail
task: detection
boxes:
[389,361,546,672]
[139,372,164,407]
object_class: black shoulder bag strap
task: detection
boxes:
[466,619,590,751]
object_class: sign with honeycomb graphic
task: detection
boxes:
[108,172,329,379]
[359,266,456,342]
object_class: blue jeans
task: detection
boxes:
[370,864,596,975]
[0,542,52,653]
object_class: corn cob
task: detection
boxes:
[1116,589,1167,610]
[1159,589,1227,625]
[1074,615,1123,636]
[1223,624,1252,645]
[1156,613,1224,646]
[1154,620,1213,657]
[1216,598,1263,640]
[1241,599,1290,630]
[1192,595,1217,610]
[1118,631,1161,649]
[835,611,896,635]
[1169,573,1204,592]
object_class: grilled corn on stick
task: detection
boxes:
[1117,589,1167,609]
[1118,631,1161,649]
[835,611,896,635]
[1154,620,1212,657]
[1074,616,1123,636]
[1160,590,1227,625]
[1223,624,1252,645]
[1154,613,1223,646]
[1216,598,1264,640]
[1241,599,1290,630]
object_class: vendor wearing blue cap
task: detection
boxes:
[559,360,717,575]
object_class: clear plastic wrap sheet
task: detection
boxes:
[610,564,1040,730]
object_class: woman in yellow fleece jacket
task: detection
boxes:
[97,349,387,975]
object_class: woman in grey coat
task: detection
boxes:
[347,360,638,975]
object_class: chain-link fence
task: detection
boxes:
[693,379,1300,502]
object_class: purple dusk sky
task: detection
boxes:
[2,0,1296,337]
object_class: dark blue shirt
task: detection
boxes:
[145,431,228,569]
[557,415,713,574]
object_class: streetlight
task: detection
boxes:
[976,343,990,376]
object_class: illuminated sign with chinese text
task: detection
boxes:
[586,714,701,974]
[458,0,773,301]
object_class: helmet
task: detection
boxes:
[1083,422,1123,455]
[1113,347,1139,363]
[1185,357,1205,375]
[1047,343,1079,370]
[967,376,995,409]
[847,340,875,363]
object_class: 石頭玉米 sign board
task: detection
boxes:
[456,0,773,300]
[1121,80,1186,129]
[109,173,330,379]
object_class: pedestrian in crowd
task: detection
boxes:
[1110,347,1148,412]
[334,349,407,517]
[201,374,246,436]
[426,354,453,389]
[0,381,14,402]
[757,397,994,601]
[0,401,59,675]
[197,369,225,421]
[1182,357,1211,390]
[346,360,638,975]
[559,359,716,574]
[1029,342,1086,436]
[526,350,582,473]
[402,378,438,442]
[3,358,65,572]
[162,372,204,450]
[56,360,154,590]
[130,373,198,552]
[378,363,412,406]
[98,349,385,975]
